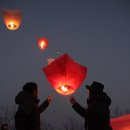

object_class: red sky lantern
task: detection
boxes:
[2,9,22,30]
[43,53,87,96]
[38,38,48,50]
[111,114,130,130]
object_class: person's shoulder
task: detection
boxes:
[100,92,111,105]
[15,91,29,104]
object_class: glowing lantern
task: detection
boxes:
[38,38,48,50]
[43,53,87,95]
[2,9,22,30]
[111,114,130,130]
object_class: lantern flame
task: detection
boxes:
[56,85,75,95]
[40,41,45,49]
[61,85,69,92]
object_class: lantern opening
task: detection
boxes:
[7,23,17,30]
[56,85,75,95]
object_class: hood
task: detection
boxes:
[15,91,31,104]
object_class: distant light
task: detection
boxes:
[2,9,22,30]
[56,51,60,54]
[38,38,48,50]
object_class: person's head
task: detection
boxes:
[1,123,8,130]
[23,82,39,98]
[86,81,104,96]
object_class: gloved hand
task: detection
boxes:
[47,96,52,103]
[69,96,76,105]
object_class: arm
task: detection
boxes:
[38,100,49,113]
[72,102,86,117]
[69,96,86,118]
[38,96,52,113]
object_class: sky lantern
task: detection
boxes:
[2,9,22,30]
[38,38,48,50]
[111,114,130,130]
[43,53,87,96]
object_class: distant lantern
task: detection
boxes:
[38,38,48,50]
[2,9,22,30]
[43,53,87,96]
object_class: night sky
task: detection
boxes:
[0,0,130,128]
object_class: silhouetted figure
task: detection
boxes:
[14,82,52,130]
[1,123,9,130]
[69,81,113,130]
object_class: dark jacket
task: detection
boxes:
[14,91,50,130]
[72,92,113,130]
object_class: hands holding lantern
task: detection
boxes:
[69,96,76,105]
[47,95,53,103]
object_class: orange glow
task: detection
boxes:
[2,9,22,30]
[111,114,130,130]
[38,38,48,50]
[120,126,130,130]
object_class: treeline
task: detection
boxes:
[0,105,130,130]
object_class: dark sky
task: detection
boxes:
[0,0,130,128]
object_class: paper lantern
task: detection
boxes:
[38,38,48,50]
[43,53,87,95]
[2,9,22,30]
[111,114,130,130]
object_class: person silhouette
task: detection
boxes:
[14,82,52,130]
[69,81,113,130]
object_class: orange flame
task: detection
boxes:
[61,85,69,92]
[56,85,75,95]
[40,41,45,49]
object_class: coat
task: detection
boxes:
[72,92,113,130]
[14,91,50,130]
